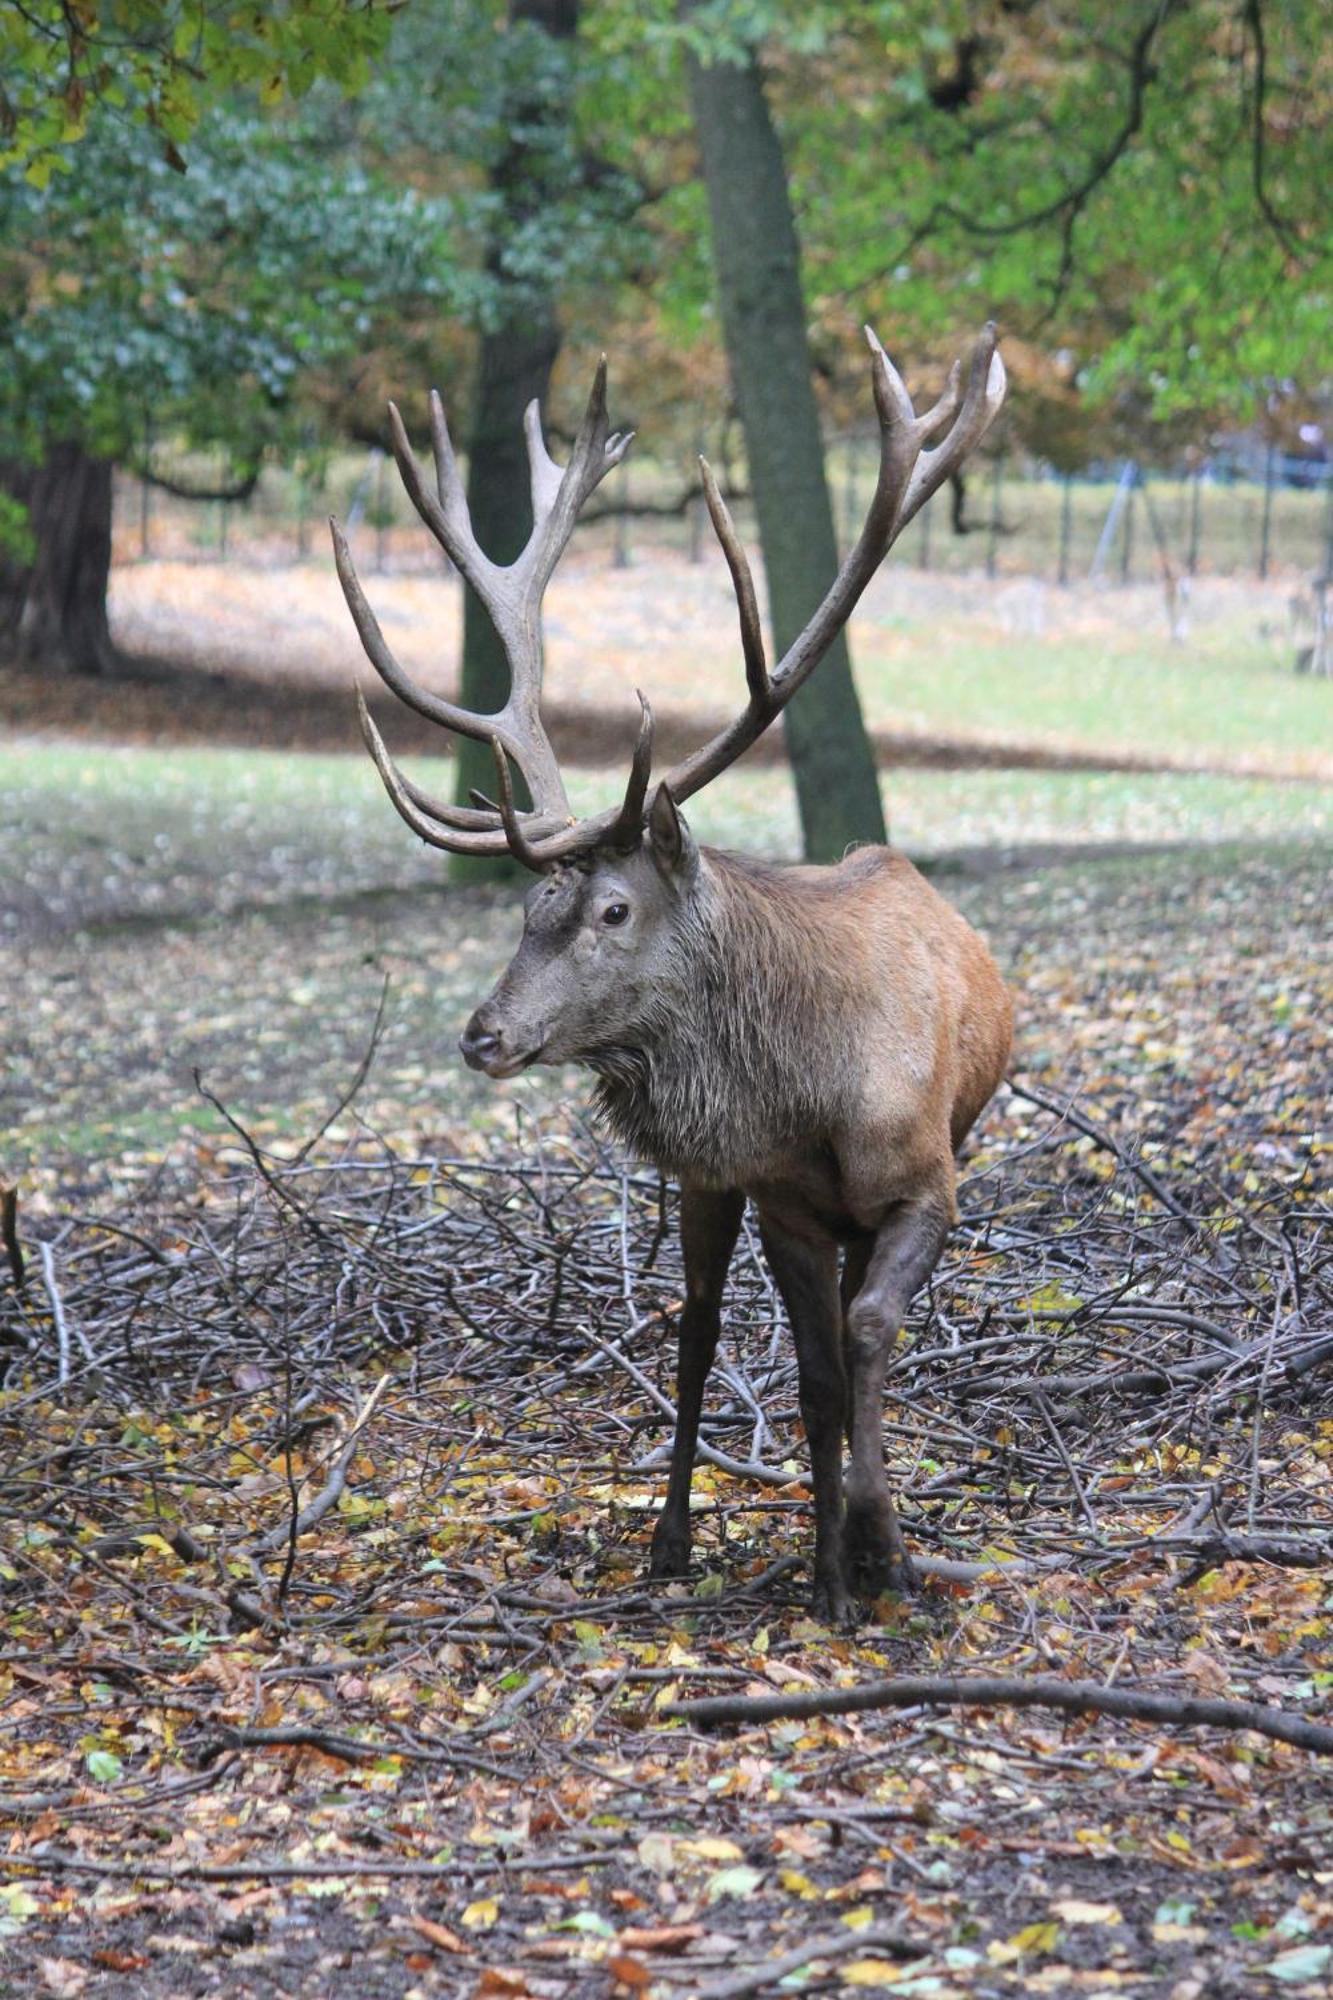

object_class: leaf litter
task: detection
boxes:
[0,843,1329,1996]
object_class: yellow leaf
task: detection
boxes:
[778,1869,819,1900]
[842,1905,876,1930]
[1049,1898,1122,1925]
[843,1961,906,1987]
[461,1897,499,1931]
[990,1920,1061,1963]
[683,1837,743,1862]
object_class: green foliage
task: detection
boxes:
[0,0,393,185]
[0,491,36,562]
[355,3,646,332]
[586,0,1333,422]
[0,105,470,471]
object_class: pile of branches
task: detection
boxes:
[2,1086,1328,1596]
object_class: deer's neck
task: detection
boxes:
[589,850,837,1185]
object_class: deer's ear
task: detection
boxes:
[648,783,696,882]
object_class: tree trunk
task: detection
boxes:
[451,0,576,883]
[0,444,118,675]
[683,39,887,859]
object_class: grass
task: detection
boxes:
[2,739,1328,973]
[851,594,1333,773]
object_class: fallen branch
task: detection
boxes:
[249,1370,393,1556]
[662,1671,1333,1755]
[0,1847,611,1885]
[693,1924,920,2000]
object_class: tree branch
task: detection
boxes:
[662,1671,1333,1755]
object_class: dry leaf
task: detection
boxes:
[409,1915,468,1954]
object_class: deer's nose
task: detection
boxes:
[459,1015,502,1071]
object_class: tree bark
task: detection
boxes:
[684,37,886,859]
[0,444,118,675]
[451,0,576,883]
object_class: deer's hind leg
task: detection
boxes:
[648,1185,745,1581]
[842,1188,952,1597]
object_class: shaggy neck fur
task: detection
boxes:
[588,848,858,1185]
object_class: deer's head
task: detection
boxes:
[459,786,698,1078]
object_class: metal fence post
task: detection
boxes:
[688,434,705,564]
[1187,472,1202,576]
[613,459,631,569]
[1057,473,1073,585]
[140,410,152,560]
[1258,441,1277,580]
[986,454,1002,579]
[1119,472,1135,584]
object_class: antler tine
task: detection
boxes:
[388,400,492,609]
[356,689,532,855]
[658,321,1006,809]
[521,357,635,604]
[896,324,1005,533]
[333,517,505,746]
[605,691,656,851]
[489,739,547,871]
[699,458,769,706]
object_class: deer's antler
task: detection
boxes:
[657,323,1005,808]
[333,359,639,861]
[337,329,1004,869]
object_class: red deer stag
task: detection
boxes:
[333,328,1012,1621]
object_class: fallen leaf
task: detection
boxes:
[684,1836,744,1862]
[617,1925,703,1954]
[1265,1944,1333,1983]
[39,1964,87,1999]
[606,1955,652,1989]
[409,1915,468,1954]
[705,1865,763,1902]
[1049,1899,1123,1925]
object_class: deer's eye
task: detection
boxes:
[602,901,630,927]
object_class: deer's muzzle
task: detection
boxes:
[460,1010,545,1079]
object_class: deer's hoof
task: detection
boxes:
[843,1505,917,1599]
[647,1528,691,1582]
[809,1568,856,1627]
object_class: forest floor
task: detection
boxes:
[2,719,1330,1995]
[2,550,1330,1994]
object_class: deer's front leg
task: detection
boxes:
[649,1186,744,1580]
[757,1220,849,1623]
[842,1188,952,1596]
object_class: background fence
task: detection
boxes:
[112,436,1333,586]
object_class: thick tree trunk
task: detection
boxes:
[451,0,575,883]
[0,444,118,675]
[684,41,887,859]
